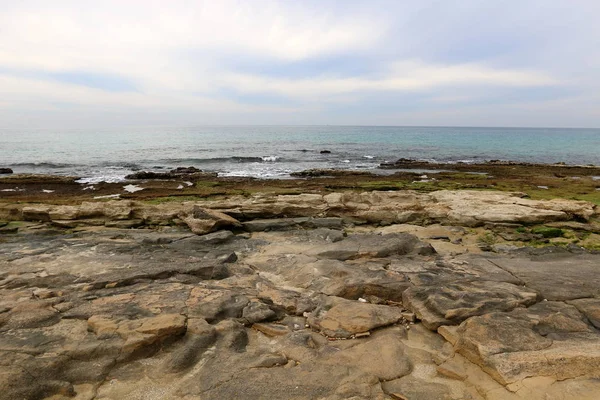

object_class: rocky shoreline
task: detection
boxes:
[1,166,600,399]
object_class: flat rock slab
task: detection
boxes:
[2,216,600,399]
[243,217,343,232]
[489,254,600,301]
[454,301,600,385]
[403,280,539,330]
[307,232,427,260]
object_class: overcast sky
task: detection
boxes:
[1,0,599,128]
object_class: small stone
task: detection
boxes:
[401,311,416,323]
[253,323,290,337]
[33,288,57,299]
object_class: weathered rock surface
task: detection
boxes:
[179,205,242,234]
[1,198,599,399]
[3,190,597,228]
[403,280,539,330]
[307,297,405,338]
[453,302,600,385]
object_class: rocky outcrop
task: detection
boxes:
[179,205,241,234]
[0,168,12,174]
[452,302,600,385]
[290,169,373,177]
[125,166,217,180]
[4,190,597,230]
[1,193,599,399]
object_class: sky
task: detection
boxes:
[1,0,599,128]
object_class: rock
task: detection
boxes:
[163,318,216,372]
[403,280,539,330]
[290,169,373,177]
[320,150,331,154]
[22,205,51,221]
[250,353,287,368]
[241,302,276,325]
[134,313,187,337]
[215,320,248,352]
[0,168,13,174]
[2,195,600,399]
[307,298,404,338]
[170,230,234,247]
[125,166,217,180]
[567,298,600,329]
[243,217,343,232]
[429,190,570,226]
[252,323,290,337]
[187,288,249,322]
[453,302,600,385]
[488,254,600,301]
[104,219,144,228]
[0,225,18,234]
[180,206,241,235]
[307,232,421,260]
[48,205,79,220]
[437,358,467,380]
[382,376,453,400]
[322,331,412,381]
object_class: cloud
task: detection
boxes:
[219,60,557,99]
[0,0,598,127]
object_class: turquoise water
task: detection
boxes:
[1,126,598,182]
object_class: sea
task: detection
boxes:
[1,125,599,183]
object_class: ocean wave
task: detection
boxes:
[10,162,76,169]
[99,162,143,170]
[161,156,284,164]
[261,156,280,162]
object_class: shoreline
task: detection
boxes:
[2,160,599,206]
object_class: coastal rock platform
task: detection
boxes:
[1,189,599,399]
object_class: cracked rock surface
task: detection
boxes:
[1,194,600,400]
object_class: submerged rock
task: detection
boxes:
[125,166,217,180]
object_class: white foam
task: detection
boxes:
[363,155,374,159]
[177,184,184,189]
[1,188,16,192]
[123,184,144,193]
[537,185,549,189]
[82,185,96,191]
[184,181,193,186]
[261,156,280,162]
[77,175,126,184]
[42,189,54,193]
[94,194,120,199]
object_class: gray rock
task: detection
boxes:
[402,280,539,330]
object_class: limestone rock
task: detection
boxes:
[179,206,241,234]
[402,280,539,330]
[322,331,412,381]
[307,297,404,338]
[454,302,600,385]
[568,298,600,329]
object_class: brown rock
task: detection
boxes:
[180,206,241,234]
[308,298,404,338]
